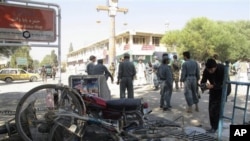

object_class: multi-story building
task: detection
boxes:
[66,29,168,73]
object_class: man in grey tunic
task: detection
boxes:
[117,53,136,98]
[86,55,96,75]
[93,59,114,83]
[180,51,200,113]
[157,57,173,111]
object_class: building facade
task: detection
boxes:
[66,30,167,73]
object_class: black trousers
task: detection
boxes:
[209,90,222,130]
[120,77,134,98]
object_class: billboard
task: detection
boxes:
[0,3,56,42]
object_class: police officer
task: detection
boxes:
[117,53,136,98]
[180,51,200,113]
[86,55,96,75]
[157,56,173,111]
[93,59,114,83]
[200,58,230,133]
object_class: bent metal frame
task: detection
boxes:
[0,0,62,84]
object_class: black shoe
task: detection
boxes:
[206,128,216,133]
[160,105,163,108]
[163,107,170,111]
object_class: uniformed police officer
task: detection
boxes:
[157,56,173,111]
[93,59,114,83]
[86,55,96,75]
[117,53,136,98]
[180,51,200,113]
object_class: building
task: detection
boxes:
[66,29,168,73]
[0,56,10,69]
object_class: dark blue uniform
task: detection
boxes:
[157,63,173,109]
[117,59,136,98]
[86,62,95,75]
[92,60,113,81]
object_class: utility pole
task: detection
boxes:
[97,0,128,64]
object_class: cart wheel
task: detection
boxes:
[15,84,84,141]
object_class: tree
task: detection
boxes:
[69,42,74,52]
[51,50,58,66]
[33,60,40,69]
[0,43,21,57]
[40,50,58,66]
[161,17,250,62]
[160,30,181,53]
[9,46,33,70]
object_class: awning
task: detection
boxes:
[153,51,165,60]
[131,50,153,55]
[153,51,177,61]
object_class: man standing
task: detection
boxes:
[157,57,173,111]
[93,59,114,83]
[86,55,96,75]
[171,55,181,90]
[180,51,200,113]
[117,53,136,98]
[40,65,47,83]
[200,58,229,133]
[109,62,116,79]
[152,56,160,90]
[136,59,146,86]
[52,65,57,80]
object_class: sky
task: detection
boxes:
[27,0,250,61]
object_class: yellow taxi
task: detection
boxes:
[0,68,40,83]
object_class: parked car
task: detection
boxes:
[0,68,40,83]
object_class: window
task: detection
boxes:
[0,70,9,74]
[125,38,129,44]
[20,70,26,74]
[152,37,160,46]
[133,36,145,45]
[10,70,17,74]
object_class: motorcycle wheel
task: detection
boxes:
[15,84,84,141]
[123,111,144,130]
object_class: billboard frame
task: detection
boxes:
[0,0,62,84]
[0,3,56,42]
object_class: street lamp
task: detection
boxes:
[165,20,170,33]
[96,0,128,64]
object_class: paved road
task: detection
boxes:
[0,73,249,140]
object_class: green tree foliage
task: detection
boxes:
[40,50,58,66]
[160,30,181,53]
[161,17,250,62]
[9,46,33,69]
[0,41,22,57]
[33,60,40,70]
[51,50,58,66]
